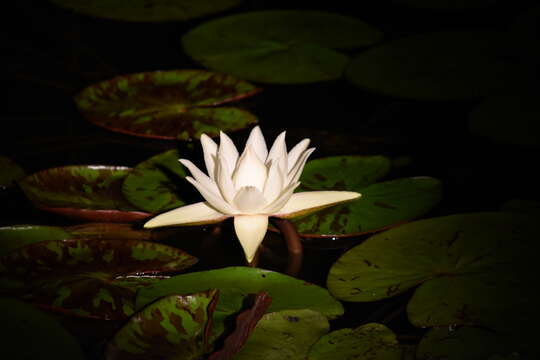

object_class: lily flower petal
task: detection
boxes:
[218,131,239,171]
[287,147,316,184]
[263,160,284,203]
[274,191,361,218]
[215,153,236,205]
[233,146,268,191]
[262,181,301,214]
[287,138,310,172]
[266,131,288,171]
[179,159,220,196]
[144,202,228,228]
[200,134,218,180]
[234,186,267,213]
[234,215,269,263]
[185,176,236,214]
[245,126,268,162]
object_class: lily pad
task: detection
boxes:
[122,149,187,213]
[0,297,85,360]
[417,326,527,360]
[0,225,72,257]
[106,290,218,360]
[346,30,517,100]
[19,165,151,222]
[0,156,25,188]
[137,267,343,340]
[233,309,329,360]
[75,70,259,140]
[0,238,197,319]
[182,10,382,84]
[500,198,540,214]
[292,155,441,237]
[468,94,540,147]
[327,213,540,333]
[308,323,402,360]
[48,0,243,22]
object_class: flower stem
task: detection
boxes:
[273,218,303,277]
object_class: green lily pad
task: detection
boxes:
[0,297,85,360]
[468,94,540,147]
[0,156,25,188]
[137,267,343,340]
[308,323,402,360]
[48,0,243,22]
[233,309,329,360]
[182,10,382,84]
[19,165,151,222]
[122,149,187,213]
[106,290,218,360]
[346,30,517,100]
[0,238,197,319]
[75,70,259,140]
[293,170,441,237]
[327,213,539,332]
[392,0,500,10]
[0,225,72,257]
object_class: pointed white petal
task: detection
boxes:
[232,146,268,191]
[262,181,301,214]
[200,134,218,180]
[234,186,267,213]
[263,160,284,203]
[234,215,269,263]
[218,131,239,171]
[245,126,268,162]
[215,154,236,205]
[287,147,315,185]
[273,191,361,218]
[266,131,288,171]
[287,138,310,172]
[144,202,228,228]
[179,159,220,195]
[185,176,236,214]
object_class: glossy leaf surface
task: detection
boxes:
[308,323,401,360]
[327,213,539,332]
[0,238,197,319]
[0,225,72,257]
[0,297,85,360]
[75,70,259,140]
[182,11,382,84]
[19,165,150,222]
[122,149,187,213]
[233,309,329,360]
[346,31,517,100]
[49,0,243,22]
[106,290,218,360]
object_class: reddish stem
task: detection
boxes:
[273,218,303,277]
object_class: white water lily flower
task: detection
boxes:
[144,126,361,262]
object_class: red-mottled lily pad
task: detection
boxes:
[106,290,218,360]
[1,297,85,360]
[136,267,343,340]
[49,0,243,22]
[468,93,540,147]
[291,156,441,237]
[182,11,382,84]
[75,70,259,140]
[308,323,402,360]
[0,155,25,188]
[19,165,151,222]
[0,225,72,257]
[346,31,517,100]
[327,213,539,333]
[233,309,329,360]
[0,238,197,319]
[122,149,187,213]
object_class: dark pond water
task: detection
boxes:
[1,0,539,358]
